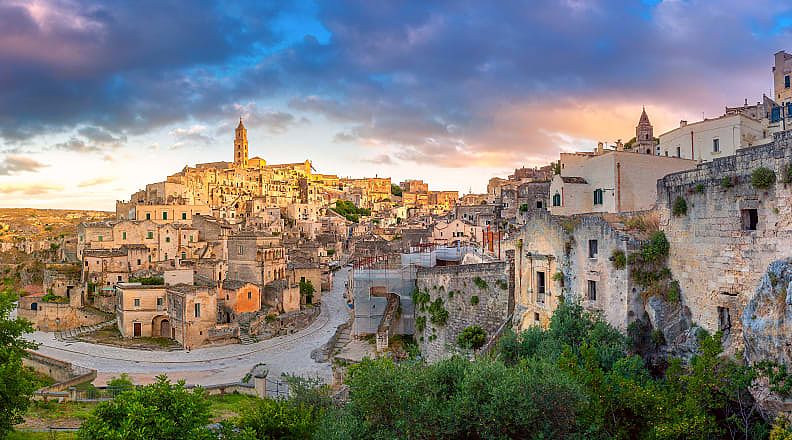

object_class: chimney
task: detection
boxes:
[680,120,687,127]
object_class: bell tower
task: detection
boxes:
[234,117,248,167]
[635,107,656,155]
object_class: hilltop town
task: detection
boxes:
[4,50,792,436]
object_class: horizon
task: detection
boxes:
[1,0,791,210]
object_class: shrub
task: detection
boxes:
[611,250,626,270]
[672,196,687,217]
[41,293,68,303]
[721,176,735,189]
[473,277,488,289]
[751,167,776,189]
[128,276,164,285]
[470,295,479,306]
[667,281,681,303]
[693,183,705,193]
[495,279,508,290]
[641,231,670,263]
[428,298,449,326]
[457,325,487,350]
[519,203,529,213]
[415,316,426,333]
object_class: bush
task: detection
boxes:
[552,271,565,285]
[41,293,68,303]
[693,183,705,193]
[457,325,487,350]
[666,281,681,303]
[751,167,776,189]
[473,277,488,289]
[671,196,687,217]
[128,276,164,285]
[519,204,529,213]
[721,176,735,189]
[470,295,479,306]
[415,316,426,333]
[641,231,670,263]
[612,250,626,270]
[428,299,449,326]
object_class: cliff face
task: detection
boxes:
[743,259,792,366]
[742,259,792,415]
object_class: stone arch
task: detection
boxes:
[152,315,170,338]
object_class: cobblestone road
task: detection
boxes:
[25,268,352,386]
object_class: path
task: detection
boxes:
[25,268,352,386]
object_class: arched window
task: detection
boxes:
[552,193,561,207]
[593,189,603,205]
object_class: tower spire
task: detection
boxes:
[234,117,248,167]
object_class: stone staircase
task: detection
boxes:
[238,321,259,345]
[56,318,117,342]
[375,292,400,352]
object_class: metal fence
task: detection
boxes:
[266,378,290,398]
[73,386,127,401]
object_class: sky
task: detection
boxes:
[0,0,791,210]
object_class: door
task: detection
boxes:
[133,322,142,337]
[160,319,170,338]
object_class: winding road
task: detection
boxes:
[25,268,352,386]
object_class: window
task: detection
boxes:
[536,200,543,209]
[786,75,790,89]
[148,255,152,262]
[137,259,141,265]
[248,292,252,300]
[181,252,186,260]
[182,212,187,220]
[587,280,597,301]
[98,235,103,242]
[146,213,151,220]
[717,306,731,332]
[741,209,758,231]
[588,240,598,258]
[552,193,561,207]
[237,245,244,255]
[157,297,163,306]
[134,298,140,307]
[162,212,168,220]
[676,146,681,158]
[593,189,603,205]
[189,235,194,242]
[536,271,546,304]
[534,312,540,322]
[122,232,127,240]
[194,303,201,318]
[712,138,720,153]
[165,237,171,243]
[147,231,153,239]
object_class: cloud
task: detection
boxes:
[77,176,114,188]
[52,137,103,153]
[0,154,46,175]
[0,182,62,195]
[218,103,308,135]
[361,154,395,165]
[169,124,213,148]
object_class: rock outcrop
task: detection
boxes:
[743,259,792,366]
[742,259,792,416]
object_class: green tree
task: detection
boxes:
[0,284,39,438]
[221,398,321,440]
[390,184,403,197]
[299,279,316,304]
[457,325,487,350]
[78,375,214,440]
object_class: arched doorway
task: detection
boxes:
[152,315,171,338]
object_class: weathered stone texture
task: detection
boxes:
[658,131,792,352]
[513,210,645,331]
[415,262,511,363]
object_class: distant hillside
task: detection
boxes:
[0,208,114,241]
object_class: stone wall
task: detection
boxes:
[513,210,646,331]
[658,130,792,352]
[415,261,511,363]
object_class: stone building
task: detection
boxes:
[166,284,221,348]
[773,50,792,104]
[657,114,767,162]
[218,280,261,322]
[634,107,657,155]
[550,150,696,215]
[227,231,287,285]
[116,284,169,338]
[512,210,648,331]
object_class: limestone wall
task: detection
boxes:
[415,262,511,363]
[658,130,792,351]
[513,210,645,331]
